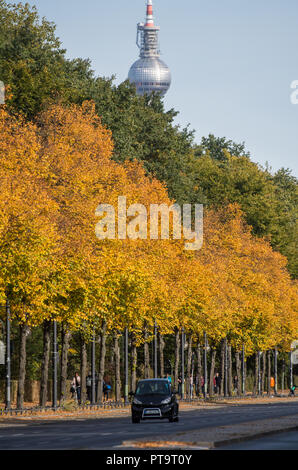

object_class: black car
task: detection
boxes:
[130,378,179,423]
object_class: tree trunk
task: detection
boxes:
[39,321,51,407]
[60,325,71,404]
[196,342,202,397]
[159,333,165,378]
[235,351,241,396]
[262,351,266,395]
[80,337,87,404]
[209,348,216,397]
[131,335,137,392]
[144,327,150,379]
[186,335,192,397]
[220,339,225,396]
[17,323,29,409]
[114,333,121,401]
[228,344,233,396]
[97,320,107,403]
[254,352,259,395]
[267,350,271,395]
[174,328,180,390]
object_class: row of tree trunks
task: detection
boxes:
[16,323,281,409]
[182,339,246,398]
[250,350,279,396]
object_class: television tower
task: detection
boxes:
[128,0,171,97]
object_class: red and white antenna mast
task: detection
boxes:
[136,0,160,58]
[145,0,155,27]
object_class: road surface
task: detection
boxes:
[0,401,297,450]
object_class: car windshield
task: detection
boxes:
[135,380,170,396]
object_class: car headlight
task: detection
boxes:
[161,397,171,405]
[133,397,142,405]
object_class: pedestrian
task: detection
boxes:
[86,372,92,402]
[95,373,99,402]
[103,381,111,401]
[215,373,221,395]
[178,376,182,396]
[200,376,205,396]
[70,381,76,399]
[289,385,296,397]
[165,373,172,385]
[72,372,81,404]
[270,376,275,395]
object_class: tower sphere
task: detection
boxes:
[128,57,171,96]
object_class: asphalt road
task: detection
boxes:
[0,401,298,450]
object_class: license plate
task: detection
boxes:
[144,409,160,415]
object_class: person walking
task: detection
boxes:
[289,385,296,397]
[103,380,111,401]
[215,373,221,395]
[166,373,172,385]
[270,376,275,396]
[200,376,205,396]
[213,376,216,394]
[178,376,182,396]
[86,373,92,402]
[72,372,81,404]
[95,373,99,402]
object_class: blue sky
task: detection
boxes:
[20,0,298,175]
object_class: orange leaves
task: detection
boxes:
[197,205,298,352]
[0,102,297,351]
[38,101,113,162]
[0,108,59,323]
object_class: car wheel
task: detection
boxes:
[132,417,140,424]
